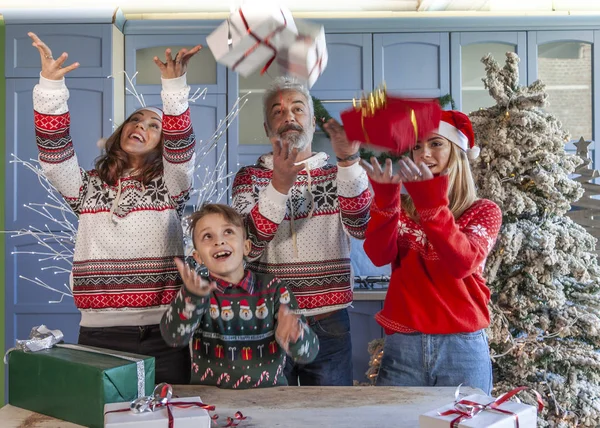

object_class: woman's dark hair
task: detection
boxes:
[95,111,164,186]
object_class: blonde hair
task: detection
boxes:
[402,141,478,221]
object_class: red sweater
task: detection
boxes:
[364,175,502,335]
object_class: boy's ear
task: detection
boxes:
[192,249,203,266]
[243,239,251,257]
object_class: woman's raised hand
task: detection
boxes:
[28,32,80,80]
[396,157,434,183]
[360,157,402,184]
[153,46,203,79]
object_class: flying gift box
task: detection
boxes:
[277,19,328,88]
[340,86,442,154]
[206,1,298,77]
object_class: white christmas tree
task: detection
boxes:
[469,52,600,426]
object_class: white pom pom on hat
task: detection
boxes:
[436,110,480,160]
[467,146,480,160]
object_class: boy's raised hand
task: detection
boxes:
[275,305,304,353]
[174,257,217,297]
[28,32,80,80]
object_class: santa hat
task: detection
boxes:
[239,299,250,310]
[257,298,266,308]
[436,110,480,160]
[97,107,164,150]
[210,297,218,307]
[221,300,232,311]
[279,287,288,295]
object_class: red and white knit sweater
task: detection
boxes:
[364,176,502,334]
[33,74,195,327]
[232,153,371,315]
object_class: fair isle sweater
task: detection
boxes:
[33,74,195,327]
[364,176,502,335]
[232,153,372,316]
[160,270,319,389]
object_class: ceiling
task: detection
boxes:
[0,0,599,15]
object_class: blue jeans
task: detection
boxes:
[285,308,353,386]
[375,330,492,394]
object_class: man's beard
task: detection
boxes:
[273,123,313,153]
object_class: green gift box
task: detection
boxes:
[8,343,155,428]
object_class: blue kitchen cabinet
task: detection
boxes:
[4,21,121,372]
[373,33,450,98]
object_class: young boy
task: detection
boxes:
[160,204,319,388]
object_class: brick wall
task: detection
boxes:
[538,44,592,141]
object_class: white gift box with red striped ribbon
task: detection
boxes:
[419,393,538,428]
[104,396,211,428]
[277,19,328,88]
[206,1,298,77]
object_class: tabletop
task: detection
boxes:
[0,385,481,428]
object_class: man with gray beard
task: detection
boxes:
[232,77,372,386]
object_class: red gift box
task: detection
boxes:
[341,88,442,154]
[242,347,253,360]
[215,344,224,359]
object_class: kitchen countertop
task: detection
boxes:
[0,385,483,428]
[353,289,387,301]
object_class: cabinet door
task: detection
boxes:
[5,78,113,231]
[4,76,112,357]
[125,35,227,96]
[450,32,526,113]
[528,31,600,166]
[373,33,450,98]
[348,301,383,384]
[310,33,373,99]
[5,235,80,360]
[5,24,113,78]
[127,93,228,208]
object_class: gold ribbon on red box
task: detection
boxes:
[340,85,442,154]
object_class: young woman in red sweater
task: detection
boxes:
[362,111,502,394]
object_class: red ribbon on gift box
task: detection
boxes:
[232,8,288,75]
[276,35,325,82]
[439,386,544,428]
[105,400,217,428]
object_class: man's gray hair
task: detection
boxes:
[262,76,314,126]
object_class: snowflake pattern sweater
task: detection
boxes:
[160,270,319,388]
[232,153,371,315]
[33,74,194,327]
[364,175,502,334]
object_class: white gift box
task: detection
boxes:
[206,0,298,77]
[104,396,211,428]
[277,19,328,88]
[419,394,537,428]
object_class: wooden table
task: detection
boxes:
[0,385,481,427]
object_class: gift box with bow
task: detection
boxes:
[419,387,544,428]
[105,383,213,428]
[340,87,442,154]
[6,325,155,428]
[277,19,328,88]
[206,0,298,77]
